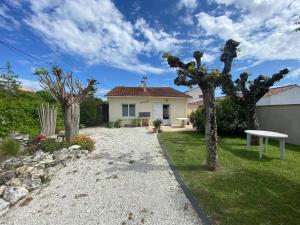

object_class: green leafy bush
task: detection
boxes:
[0,88,63,137]
[131,118,141,127]
[189,97,247,135]
[41,138,65,153]
[108,122,114,128]
[153,119,162,128]
[0,137,20,156]
[80,96,103,127]
[189,108,205,132]
[114,119,122,128]
[69,135,95,151]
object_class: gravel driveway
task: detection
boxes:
[0,127,203,225]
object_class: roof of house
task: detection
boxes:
[106,86,191,98]
[264,84,299,96]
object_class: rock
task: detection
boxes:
[6,178,22,186]
[3,186,29,205]
[16,165,33,177]
[54,152,69,161]
[0,198,9,216]
[80,150,89,155]
[68,145,81,151]
[30,167,45,179]
[21,177,41,191]
[0,185,6,196]
[3,158,21,170]
[45,163,64,177]
[0,170,16,185]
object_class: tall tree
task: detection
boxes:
[221,48,289,142]
[0,62,21,91]
[163,39,239,171]
[35,66,97,141]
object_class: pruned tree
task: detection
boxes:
[35,66,97,141]
[162,39,239,171]
[221,42,289,142]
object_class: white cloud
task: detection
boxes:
[177,0,198,10]
[0,5,20,31]
[19,78,42,91]
[24,0,181,74]
[196,0,300,63]
[289,68,300,79]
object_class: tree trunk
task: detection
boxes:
[63,102,80,142]
[202,85,218,171]
[246,104,259,144]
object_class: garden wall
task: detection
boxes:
[257,104,300,145]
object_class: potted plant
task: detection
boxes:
[153,118,162,133]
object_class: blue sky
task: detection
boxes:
[0,0,300,98]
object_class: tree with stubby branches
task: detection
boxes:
[162,39,239,171]
[35,66,97,142]
[221,42,289,143]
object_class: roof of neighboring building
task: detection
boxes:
[188,96,226,107]
[264,84,299,96]
[106,86,191,98]
[19,87,36,93]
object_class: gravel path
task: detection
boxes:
[0,127,203,225]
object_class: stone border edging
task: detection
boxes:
[157,134,213,225]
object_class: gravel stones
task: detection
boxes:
[0,198,9,216]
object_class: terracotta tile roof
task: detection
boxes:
[106,86,191,98]
[264,84,298,96]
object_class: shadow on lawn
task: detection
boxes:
[196,168,300,225]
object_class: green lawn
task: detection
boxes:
[159,132,300,225]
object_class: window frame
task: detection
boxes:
[122,104,135,117]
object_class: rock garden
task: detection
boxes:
[0,133,95,216]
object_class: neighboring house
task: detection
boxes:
[106,80,191,127]
[185,87,203,115]
[256,84,300,145]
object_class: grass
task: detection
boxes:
[159,132,300,225]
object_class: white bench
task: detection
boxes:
[175,117,188,128]
[245,130,288,160]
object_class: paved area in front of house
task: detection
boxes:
[0,127,202,225]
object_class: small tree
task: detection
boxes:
[35,66,97,141]
[0,62,21,91]
[221,42,289,142]
[163,39,239,171]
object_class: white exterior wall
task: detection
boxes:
[108,96,187,126]
[185,87,203,103]
[257,87,300,106]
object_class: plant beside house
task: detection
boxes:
[153,119,162,133]
[131,118,141,127]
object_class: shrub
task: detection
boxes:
[216,97,247,135]
[114,119,122,128]
[0,137,20,156]
[41,138,65,153]
[189,108,205,132]
[108,122,114,128]
[131,118,141,127]
[153,119,162,128]
[69,135,95,151]
[189,97,247,135]
[80,96,103,127]
[0,88,63,138]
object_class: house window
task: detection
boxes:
[122,104,135,117]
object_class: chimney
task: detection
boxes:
[141,76,147,92]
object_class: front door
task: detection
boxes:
[153,103,163,121]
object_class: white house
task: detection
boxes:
[106,80,191,127]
